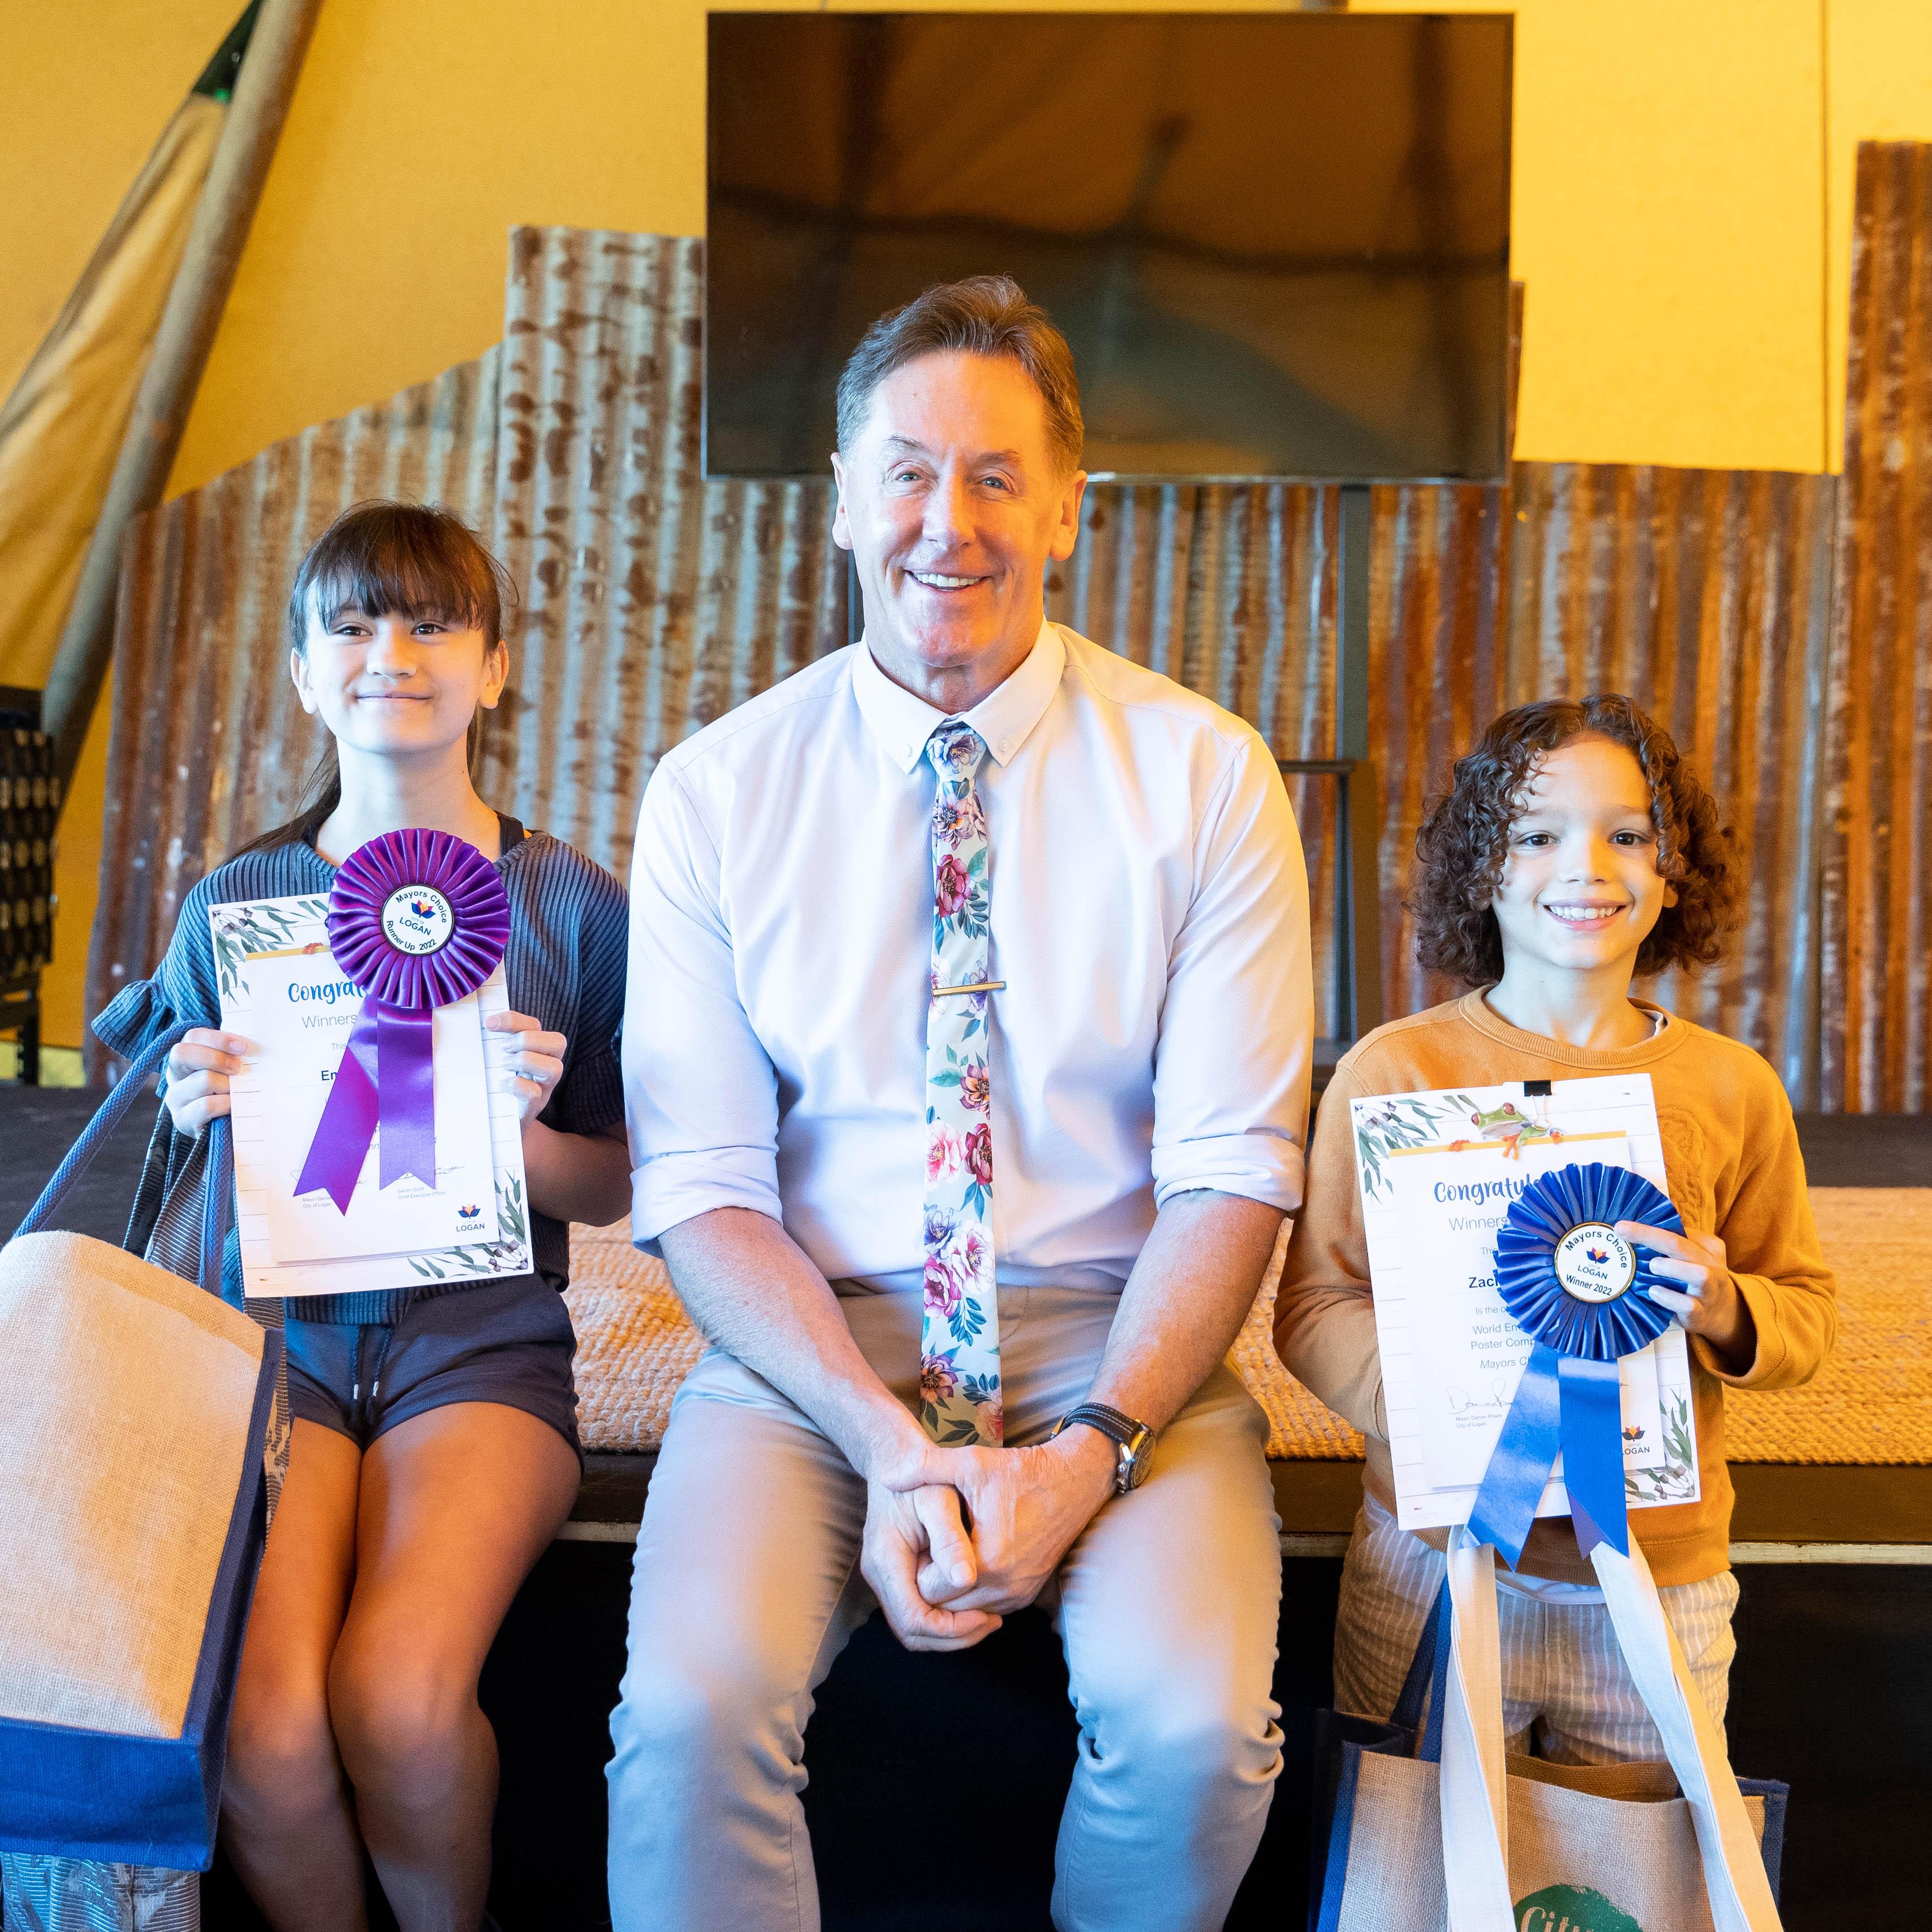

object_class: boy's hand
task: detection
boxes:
[162,1029,251,1135]
[486,1010,567,1123]
[1618,1221,1756,1374]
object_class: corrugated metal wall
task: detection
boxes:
[1371,464,1837,1103]
[86,164,1932,1106]
[84,351,499,1072]
[476,230,848,871]
[1048,481,1341,1024]
[1825,141,1932,1112]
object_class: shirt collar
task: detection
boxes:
[851,620,1066,775]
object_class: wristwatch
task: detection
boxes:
[1051,1401,1155,1494]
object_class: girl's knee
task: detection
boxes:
[328,1636,480,1806]
[223,1680,342,1828]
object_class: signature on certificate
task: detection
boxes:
[1444,1377,1516,1419]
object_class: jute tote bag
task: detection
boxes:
[0,1032,279,1869]
[1312,1538,1789,1932]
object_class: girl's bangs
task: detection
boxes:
[292,504,504,640]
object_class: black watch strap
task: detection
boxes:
[1052,1402,1154,1491]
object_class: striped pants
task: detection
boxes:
[0,1862,195,1932]
[1331,1498,1740,1765]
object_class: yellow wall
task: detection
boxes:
[0,1,242,398]
[1358,0,1829,475]
[10,0,1932,1045]
[144,0,1857,497]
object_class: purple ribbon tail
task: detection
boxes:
[295,1000,383,1213]
[1468,1342,1563,1569]
[1558,1353,1630,1558]
[376,999,437,1191]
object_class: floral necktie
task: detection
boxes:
[919,721,1003,1445]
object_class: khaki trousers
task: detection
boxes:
[605,1284,1284,1931]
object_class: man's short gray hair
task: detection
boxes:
[835,275,1084,475]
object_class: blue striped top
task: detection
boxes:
[94,816,628,1326]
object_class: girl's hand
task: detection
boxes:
[1617,1221,1756,1373]
[487,1010,568,1124]
[163,1029,251,1135]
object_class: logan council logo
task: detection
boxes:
[1515,1883,1643,1932]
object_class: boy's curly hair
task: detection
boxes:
[1411,694,1741,987]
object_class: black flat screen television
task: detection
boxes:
[706,11,1512,482]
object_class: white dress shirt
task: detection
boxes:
[623,621,1313,1291]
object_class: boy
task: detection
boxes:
[1277,694,1836,1761]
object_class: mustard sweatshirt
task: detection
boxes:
[1275,990,1838,1586]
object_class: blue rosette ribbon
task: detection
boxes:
[1467,1161,1683,1567]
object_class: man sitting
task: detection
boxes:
[609,275,1314,1931]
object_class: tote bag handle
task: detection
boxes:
[14,1023,233,1293]
[1392,1575,1452,1763]
[1438,1524,1783,1932]
[1439,1529,1514,1932]
[1591,1538,1784,1932]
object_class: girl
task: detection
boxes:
[1276,694,1836,1763]
[94,501,632,1930]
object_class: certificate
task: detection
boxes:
[1349,1073,1699,1533]
[243,945,497,1261]
[212,892,532,1299]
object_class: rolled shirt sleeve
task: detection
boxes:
[623,765,785,1250]
[1150,732,1313,1215]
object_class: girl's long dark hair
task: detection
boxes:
[232,502,516,859]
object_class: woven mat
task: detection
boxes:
[563,1188,1931,1465]
[564,1226,709,1455]
[1724,1188,1931,1463]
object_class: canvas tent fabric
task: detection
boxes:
[0,94,225,693]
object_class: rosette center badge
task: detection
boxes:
[1552,1222,1636,1304]
[381,885,455,957]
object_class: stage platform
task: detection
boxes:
[4,1090,1926,1928]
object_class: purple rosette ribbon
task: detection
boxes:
[294,829,511,1213]
[1467,1162,1681,1568]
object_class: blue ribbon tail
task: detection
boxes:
[1558,1353,1629,1558]
[1468,1342,1563,1569]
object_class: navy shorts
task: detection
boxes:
[284,1272,581,1461]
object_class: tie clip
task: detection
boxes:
[933,979,1005,998]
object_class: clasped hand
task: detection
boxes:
[859,1430,1119,1653]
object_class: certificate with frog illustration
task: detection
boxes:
[1349,1073,1700,1533]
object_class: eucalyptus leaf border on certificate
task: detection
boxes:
[212,892,532,1300]
[1349,1073,1700,1534]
